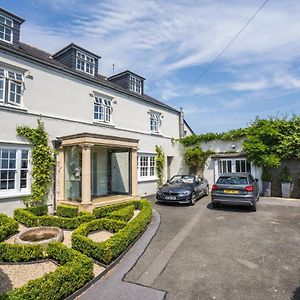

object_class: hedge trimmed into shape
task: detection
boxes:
[56,204,79,218]
[72,199,152,264]
[14,207,95,229]
[0,214,19,242]
[0,242,93,300]
[108,205,135,222]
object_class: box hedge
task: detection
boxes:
[0,242,93,300]
[108,205,135,222]
[14,208,95,229]
[73,199,152,264]
[0,214,19,242]
[93,201,139,218]
[56,204,79,218]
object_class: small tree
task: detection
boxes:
[183,146,213,176]
[17,119,55,207]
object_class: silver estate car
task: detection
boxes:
[211,172,259,211]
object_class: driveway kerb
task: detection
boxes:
[259,196,300,207]
[77,209,166,300]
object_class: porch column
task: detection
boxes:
[131,148,139,197]
[81,144,93,206]
[57,147,65,201]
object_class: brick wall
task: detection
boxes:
[270,160,300,198]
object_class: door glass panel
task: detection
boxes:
[65,146,82,201]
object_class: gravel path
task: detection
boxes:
[88,230,112,242]
[0,261,58,293]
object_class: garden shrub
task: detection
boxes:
[27,205,48,216]
[93,200,140,219]
[108,205,135,222]
[0,214,19,242]
[56,204,79,218]
[0,243,44,262]
[14,207,95,229]
[0,242,93,300]
[73,200,152,264]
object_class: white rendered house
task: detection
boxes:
[0,8,193,214]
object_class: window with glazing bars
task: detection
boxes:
[0,68,23,106]
[76,51,95,75]
[150,113,161,133]
[94,96,112,123]
[0,14,13,44]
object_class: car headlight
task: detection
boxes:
[178,191,191,197]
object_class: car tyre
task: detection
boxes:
[204,186,209,196]
[251,202,257,212]
[190,192,196,206]
[212,202,218,209]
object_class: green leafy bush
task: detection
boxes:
[108,205,135,222]
[14,207,95,229]
[27,205,48,216]
[93,201,138,219]
[0,243,44,262]
[56,204,79,218]
[261,168,271,181]
[73,200,152,264]
[0,214,19,242]
[1,242,93,300]
[280,166,292,183]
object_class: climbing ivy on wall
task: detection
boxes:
[155,145,165,186]
[180,115,300,169]
[17,119,55,207]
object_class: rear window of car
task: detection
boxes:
[217,176,248,185]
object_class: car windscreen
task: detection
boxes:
[169,175,194,184]
[217,176,248,185]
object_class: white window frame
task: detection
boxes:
[215,158,252,182]
[137,154,156,181]
[76,51,95,76]
[149,112,161,134]
[129,76,142,94]
[0,145,31,199]
[0,14,13,44]
[94,96,112,124]
[0,67,24,107]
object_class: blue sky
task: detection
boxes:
[1,0,300,133]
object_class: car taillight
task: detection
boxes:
[212,184,218,191]
[245,185,253,192]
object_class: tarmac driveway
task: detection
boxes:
[125,195,300,300]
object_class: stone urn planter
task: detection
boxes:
[262,181,272,197]
[280,166,293,198]
[281,182,293,198]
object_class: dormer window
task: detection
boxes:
[76,51,95,75]
[0,14,13,44]
[129,76,142,94]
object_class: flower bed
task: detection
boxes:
[72,200,152,264]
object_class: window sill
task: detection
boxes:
[150,132,162,136]
[93,121,115,128]
[0,191,30,200]
[138,178,157,183]
[0,103,28,112]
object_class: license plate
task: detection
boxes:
[165,196,176,200]
[224,189,238,194]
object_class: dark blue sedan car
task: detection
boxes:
[156,175,209,205]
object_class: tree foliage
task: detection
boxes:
[180,115,300,169]
[17,119,55,207]
[183,146,214,175]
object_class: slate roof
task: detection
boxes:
[0,41,179,113]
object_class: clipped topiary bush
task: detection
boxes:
[108,205,135,222]
[0,214,19,242]
[14,207,95,229]
[0,242,93,300]
[56,204,79,218]
[73,200,152,264]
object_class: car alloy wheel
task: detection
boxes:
[190,192,196,206]
[205,186,209,196]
